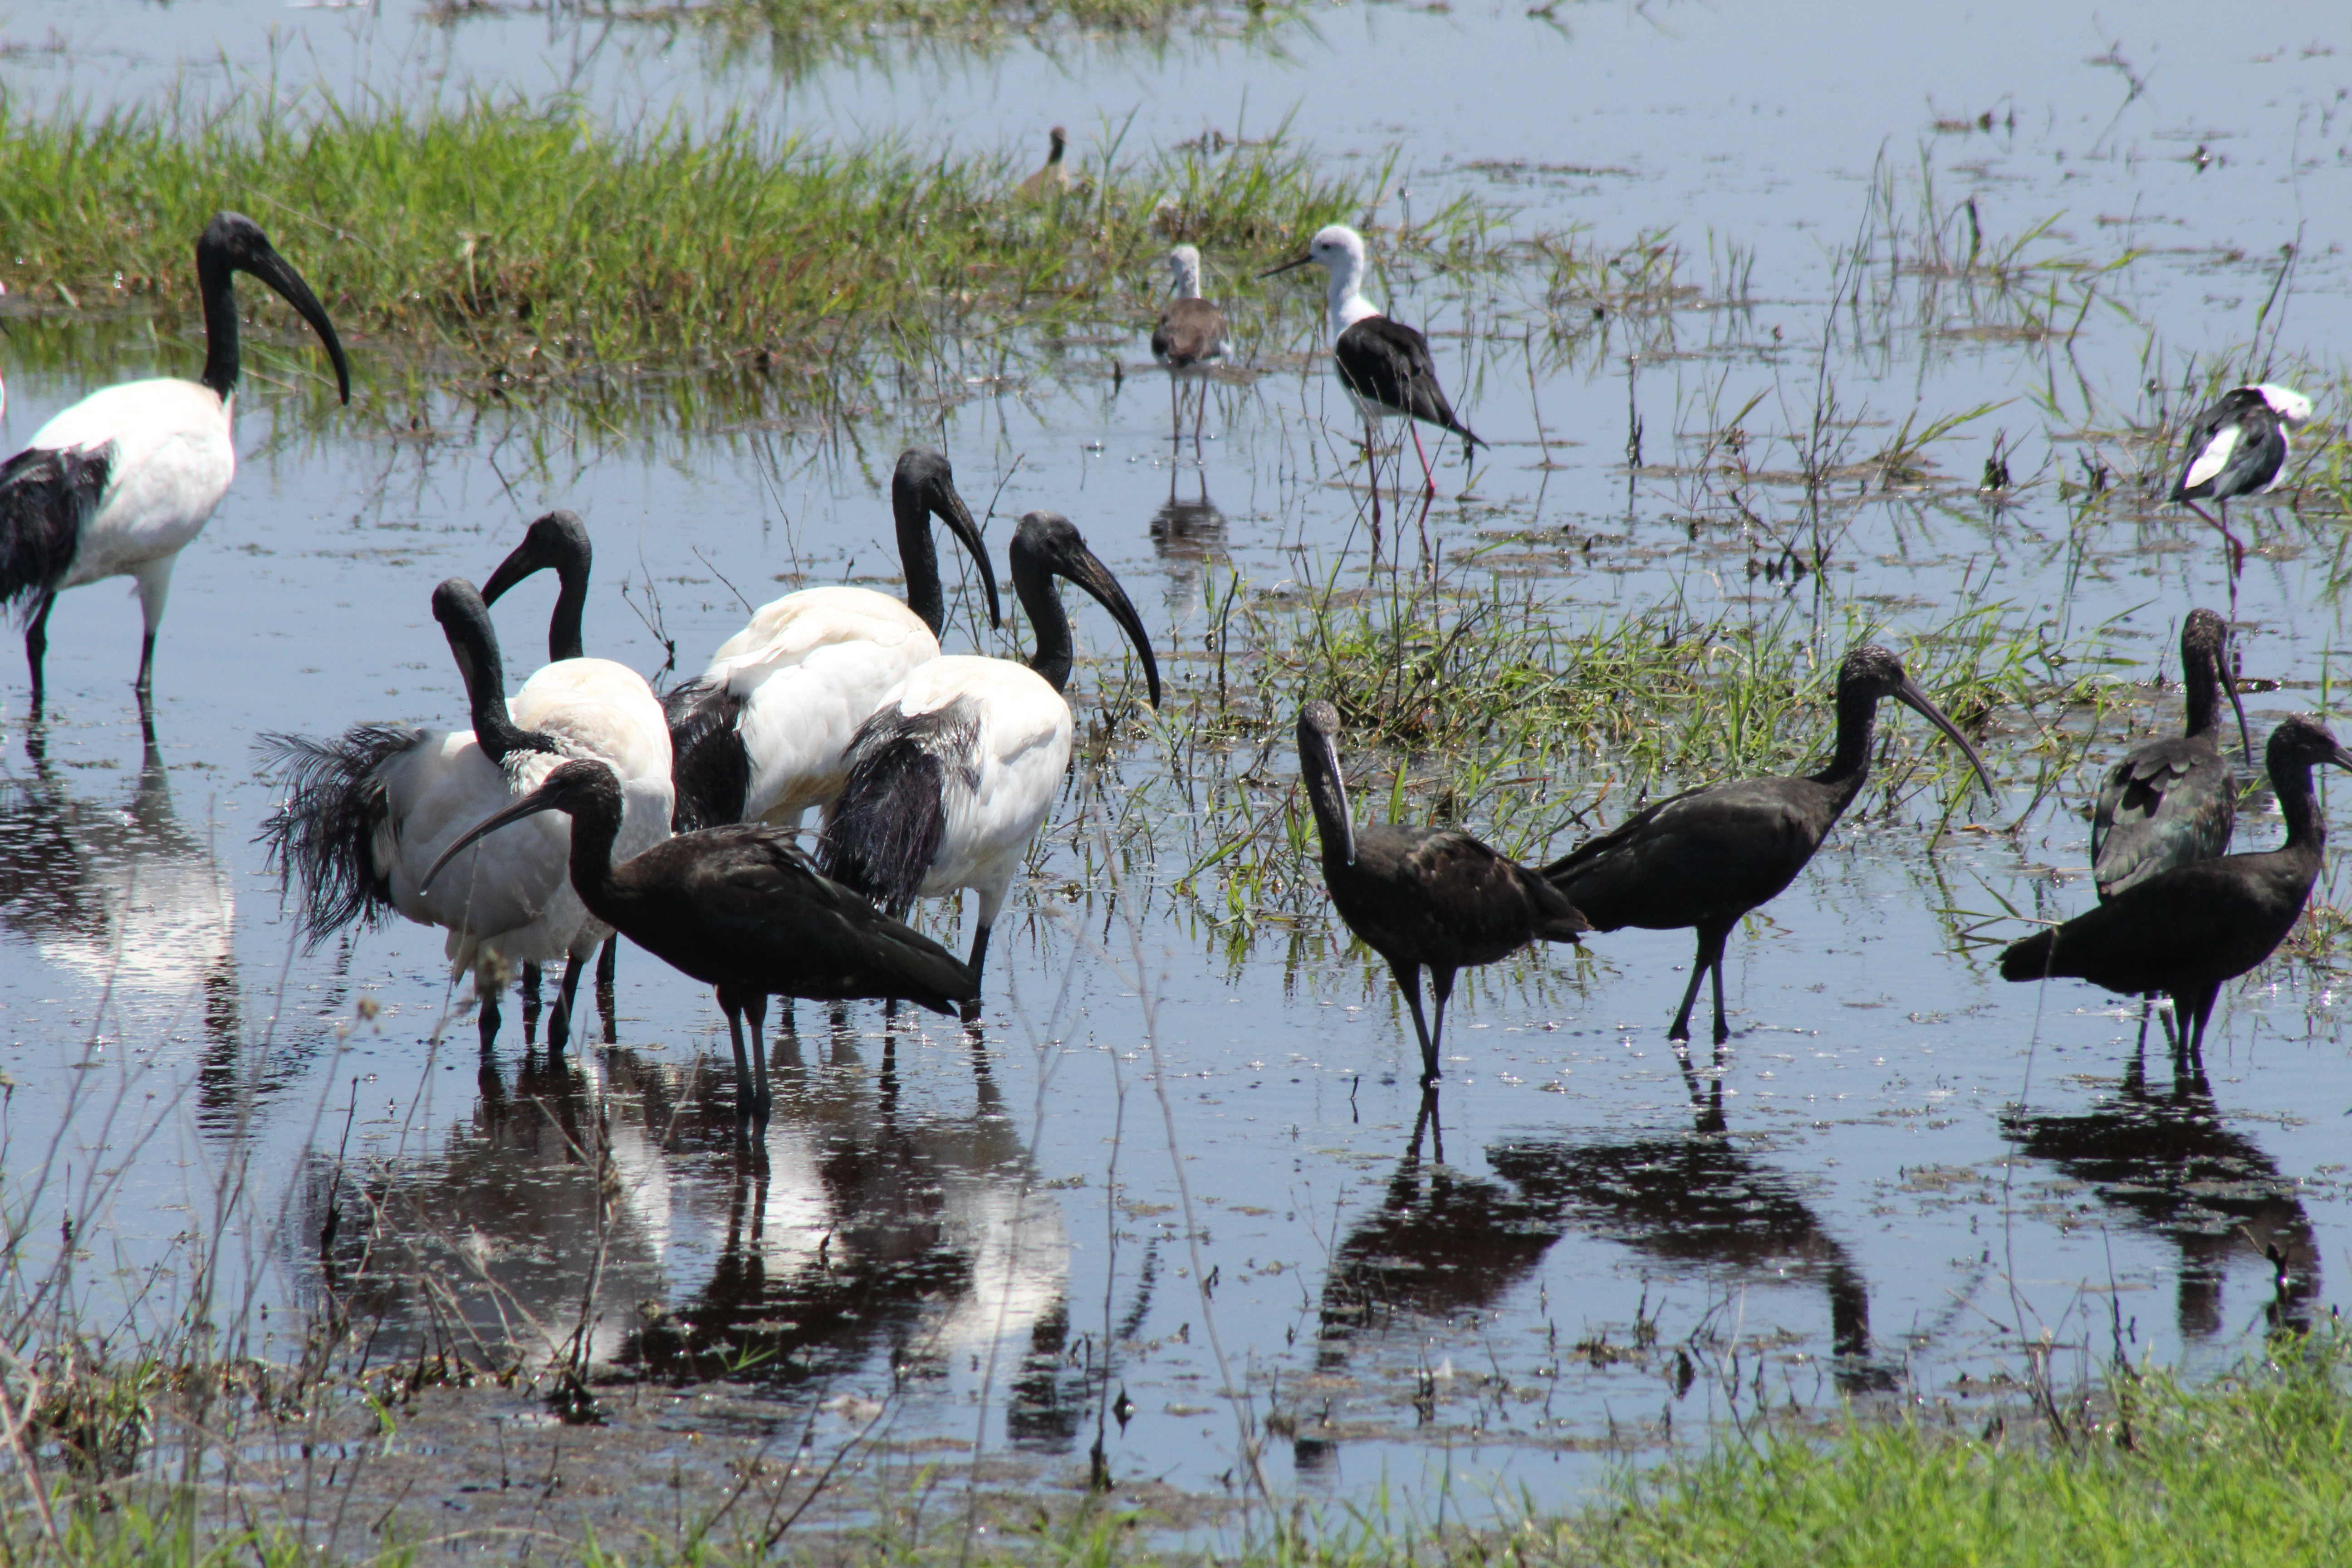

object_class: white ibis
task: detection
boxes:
[2169,382,2313,569]
[1151,245,1229,447]
[258,581,645,1053]
[820,510,1160,1017]
[479,510,676,1043]
[422,758,978,1124]
[1297,701,1588,1084]
[664,447,1000,832]
[1261,224,1482,497]
[0,212,351,712]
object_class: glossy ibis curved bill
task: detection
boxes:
[425,758,978,1123]
[1152,245,1229,447]
[1261,224,1482,497]
[2169,383,2311,570]
[820,510,1160,1019]
[1298,701,1586,1085]
[663,448,1001,832]
[479,509,676,1036]
[0,213,351,712]
[2092,608,2253,899]
[1544,644,1994,1046]
[2001,715,2352,1058]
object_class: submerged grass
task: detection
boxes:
[0,92,1373,401]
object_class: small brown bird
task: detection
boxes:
[1151,245,1229,447]
[1014,125,1070,201]
[1297,701,1588,1085]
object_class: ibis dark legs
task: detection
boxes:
[24,591,53,715]
[521,962,544,1041]
[545,953,586,1056]
[961,922,994,1024]
[1668,918,1737,1047]
[719,986,773,1127]
[1389,960,1460,1086]
[596,937,618,1043]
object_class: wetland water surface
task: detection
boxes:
[4,0,2352,1543]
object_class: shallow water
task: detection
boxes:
[3,0,2352,1537]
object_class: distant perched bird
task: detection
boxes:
[1014,126,1071,201]
[2092,608,2253,900]
[662,449,1000,833]
[1261,224,1482,496]
[1297,701,1586,1085]
[1545,646,1993,1046]
[2169,382,2312,569]
[0,213,351,711]
[821,510,1160,1017]
[1151,245,1229,445]
[424,759,977,1123]
[2003,715,2352,1058]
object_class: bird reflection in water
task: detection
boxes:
[2001,1051,2317,1339]
[0,719,245,1118]
[304,1015,1083,1449]
[1147,467,1226,635]
[1298,1078,1886,1474]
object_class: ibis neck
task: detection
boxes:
[547,567,588,663]
[561,792,628,916]
[1013,554,1074,693]
[895,491,947,637]
[446,617,541,765]
[2181,647,2222,739]
[1808,684,1879,808]
[2274,759,2328,854]
[196,250,242,402]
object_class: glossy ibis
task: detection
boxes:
[2169,382,2312,569]
[0,213,351,712]
[2001,714,2352,1058]
[1544,644,1993,1045]
[2092,609,2253,898]
[1296,701,1587,1085]
[1151,245,1229,447]
[259,581,666,1052]
[424,758,978,1121]
[1261,224,1482,497]
[479,509,676,1040]
[819,510,1160,1018]
[663,448,1001,832]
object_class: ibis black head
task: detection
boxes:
[196,211,352,405]
[892,447,1001,630]
[2179,608,2255,760]
[481,510,593,662]
[421,758,623,892]
[1011,510,1162,709]
[2266,714,2352,776]
[1837,643,1996,797]
[1295,700,1355,866]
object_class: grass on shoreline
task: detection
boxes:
[0,93,1375,400]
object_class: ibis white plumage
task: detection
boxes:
[0,213,351,712]
[820,510,1161,1017]
[480,510,676,1042]
[2169,382,2313,569]
[1261,224,1482,498]
[664,447,1000,832]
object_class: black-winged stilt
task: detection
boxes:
[1151,245,1229,447]
[2169,382,2312,569]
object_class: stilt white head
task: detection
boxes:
[2246,383,2314,425]
[1269,225,1379,338]
[1164,245,1205,300]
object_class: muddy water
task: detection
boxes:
[3,0,2351,1533]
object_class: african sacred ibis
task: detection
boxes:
[479,510,676,1042]
[0,213,351,711]
[1262,224,1481,497]
[820,509,1161,1018]
[259,579,668,1053]
[664,447,1000,832]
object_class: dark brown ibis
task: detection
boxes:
[1544,645,1993,1046]
[2001,714,2352,1058]
[1296,701,1588,1085]
[425,758,978,1122]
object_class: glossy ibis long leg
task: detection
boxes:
[719,987,762,1125]
[1428,965,1460,1078]
[1669,918,1737,1044]
[547,953,585,1058]
[2178,980,2223,1063]
[1707,928,1733,1046]
[1391,959,1441,1084]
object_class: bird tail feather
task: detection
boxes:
[0,446,109,619]
[254,726,418,947]
[819,701,979,917]
[663,677,751,832]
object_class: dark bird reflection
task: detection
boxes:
[303,1020,1081,1448]
[2000,1052,2317,1339]
[1148,468,1226,629]
[0,722,245,1117]
[1300,1080,1886,1472]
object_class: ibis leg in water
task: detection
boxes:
[424,758,977,1128]
[2002,715,2352,1060]
[1544,645,1993,1046]
[1297,701,1588,1085]
[0,213,350,715]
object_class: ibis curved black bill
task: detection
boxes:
[1296,707,1355,866]
[1893,676,1996,797]
[1061,544,1163,709]
[421,781,569,892]
[250,247,353,406]
[929,475,1003,630]
[480,511,589,607]
[2224,650,2255,764]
